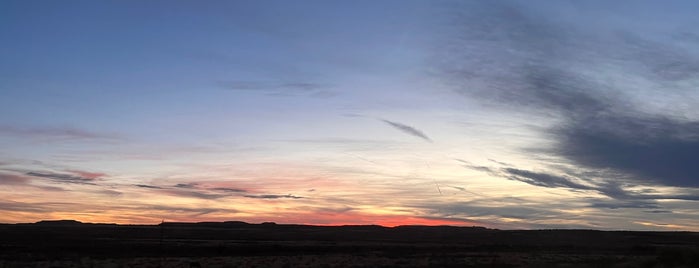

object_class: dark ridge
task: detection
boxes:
[158,221,250,228]
[34,219,84,225]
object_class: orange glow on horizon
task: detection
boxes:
[0,209,476,228]
[234,211,475,227]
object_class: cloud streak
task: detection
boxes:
[220,80,335,98]
[464,162,699,214]
[244,194,303,199]
[132,182,248,199]
[0,173,31,185]
[0,125,120,142]
[211,187,246,193]
[25,171,97,184]
[503,168,596,191]
[134,184,163,189]
[381,119,432,142]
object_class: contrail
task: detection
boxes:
[345,153,379,165]
[434,180,442,195]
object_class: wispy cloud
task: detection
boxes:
[65,170,106,179]
[464,162,699,213]
[211,187,246,193]
[503,168,595,191]
[134,184,163,189]
[133,182,247,200]
[220,80,335,98]
[454,159,498,174]
[163,189,228,200]
[0,201,55,213]
[146,205,235,217]
[587,200,660,209]
[26,171,97,185]
[643,210,673,214]
[138,182,246,193]
[0,173,31,185]
[380,119,432,142]
[244,194,303,199]
[174,183,198,189]
[98,189,122,196]
[0,201,87,214]
[0,125,120,142]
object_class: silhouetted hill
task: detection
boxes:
[34,219,84,226]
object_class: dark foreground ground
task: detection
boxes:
[1,220,698,267]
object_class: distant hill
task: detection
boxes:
[34,219,84,226]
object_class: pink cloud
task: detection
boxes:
[66,170,107,179]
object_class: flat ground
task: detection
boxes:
[1,221,698,267]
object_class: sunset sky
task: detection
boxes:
[2,0,699,230]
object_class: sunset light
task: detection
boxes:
[1,0,699,232]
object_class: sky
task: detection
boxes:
[1,0,699,231]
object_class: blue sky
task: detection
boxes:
[1,0,699,230]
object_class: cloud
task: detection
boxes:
[174,183,198,189]
[220,80,335,98]
[587,200,660,209]
[0,201,53,213]
[134,184,163,189]
[617,31,699,81]
[25,171,97,185]
[66,170,106,179]
[0,201,82,214]
[0,173,31,185]
[380,119,432,142]
[464,163,699,212]
[278,138,395,145]
[244,194,303,199]
[146,205,235,216]
[416,200,569,228]
[141,183,228,199]
[644,210,673,214]
[132,182,248,199]
[211,187,246,193]
[0,125,120,142]
[442,1,699,189]
[503,168,595,191]
[98,189,122,196]
[556,115,699,188]
[165,189,228,200]
[446,185,466,192]
[454,159,497,174]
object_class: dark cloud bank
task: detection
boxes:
[442,1,699,191]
